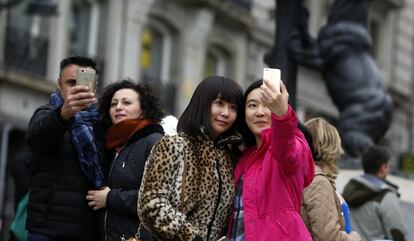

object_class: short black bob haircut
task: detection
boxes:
[60,55,97,75]
[98,79,165,129]
[240,80,315,156]
[362,145,390,174]
[177,76,243,139]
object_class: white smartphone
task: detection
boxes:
[76,67,96,93]
[263,67,281,94]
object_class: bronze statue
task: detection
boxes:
[290,0,393,157]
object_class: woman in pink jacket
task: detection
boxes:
[229,79,314,241]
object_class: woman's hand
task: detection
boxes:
[86,186,110,210]
[260,79,289,116]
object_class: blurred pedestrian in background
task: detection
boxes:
[300,117,361,241]
[343,145,407,241]
[9,151,32,241]
[229,79,314,241]
[9,151,32,214]
[138,76,244,241]
[86,79,165,241]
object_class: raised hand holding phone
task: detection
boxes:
[263,68,281,94]
[76,67,96,93]
[261,68,288,116]
[60,67,97,120]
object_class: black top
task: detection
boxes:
[26,104,105,241]
[102,124,164,241]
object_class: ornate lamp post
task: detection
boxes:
[264,0,303,109]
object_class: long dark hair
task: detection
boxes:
[177,76,243,139]
[239,80,262,147]
[240,80,315,154]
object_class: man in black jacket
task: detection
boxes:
[26,56,103,241]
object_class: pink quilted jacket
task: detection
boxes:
[233,107,314,241]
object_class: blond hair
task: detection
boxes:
[305,117,344,177]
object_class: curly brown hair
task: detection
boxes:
[98,79,165,129]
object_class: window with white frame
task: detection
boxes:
[69,0,92,56]
[4,0,50,76]
[68,0,106,91]
[140,20,176,114]
[140,22,173,85]
[203,45,231,77]
[368,4,392,69]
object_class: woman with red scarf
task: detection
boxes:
[86,79,165,241]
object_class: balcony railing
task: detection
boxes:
[179,0,252,11]
[177,0,254,27]
[4,26,48,77]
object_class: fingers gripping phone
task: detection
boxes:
[263,68,281,94]
[76,68,96,93]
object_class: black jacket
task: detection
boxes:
[26,104,105,241]
[103,124,163,241]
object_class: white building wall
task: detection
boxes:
[103,0,124,86]
[46,1,70,82]
[176,9,214,114]
[120,0,155,80]
[0,0,413,162]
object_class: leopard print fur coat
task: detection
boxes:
[138,132,241,241]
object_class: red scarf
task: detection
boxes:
[105,119,152,151]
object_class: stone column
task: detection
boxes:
[177,9,214,114]
[103,0,124,86]
[120,0,154,80]
[46,1,70,82]
[233,33,248,85]
[87,2,100,58]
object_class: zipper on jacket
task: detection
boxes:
[206,159,222,241]
[104,149,122,241]
[104,210,108,241]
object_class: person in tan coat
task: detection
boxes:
[300,117,361,241]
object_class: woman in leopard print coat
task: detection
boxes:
[138,76,244,241]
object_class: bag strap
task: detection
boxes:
[180,147,188,213]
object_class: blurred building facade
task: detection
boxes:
[0,0,413,237]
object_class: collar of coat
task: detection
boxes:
[182,128,243,148]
